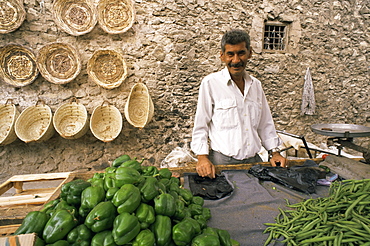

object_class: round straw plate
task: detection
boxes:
[124,82,154,129]
[0,44,39,87]
[87,49,127,89]
[53,98,89,139]
[52,0,97,36]
[0,0,26,34]
[37,42,81,84]
[15,100,55,143]
[97,0,135,34]
[0,99,19,146]
[90,101,122,142]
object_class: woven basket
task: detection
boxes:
[36,42,81,85]
[90,101,122,142]
[0,99,20,146]
[0,0,26,34]
[124,82,154,129]
[15,100,55,143]
[53,98,89,139]
[52,0,97,36]
[0,44,39,87]
[97,0,135,34]
[87,49,128,89]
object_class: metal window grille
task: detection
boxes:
[263,24,287,51]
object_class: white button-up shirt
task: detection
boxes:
[191,67,281,160]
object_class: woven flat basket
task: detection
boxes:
[90,101,122,142]
[0,99,20,146]
[97,0,135,34]
[53,98,89,139]
[0,0,26,34]
[87,49,128,89]
[124,82,154,129]
[0,44,39,87]
[37,42,81,84]
[15,100,55,143]
[52,0,97,36]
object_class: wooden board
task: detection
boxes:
[0,172,73,226]
[0,232,36,246]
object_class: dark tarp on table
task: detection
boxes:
[184,170,330,246]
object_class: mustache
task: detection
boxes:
[229,62,244,68]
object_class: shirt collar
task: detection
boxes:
[221,67,249,85]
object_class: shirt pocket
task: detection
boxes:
[246,100,262,128]
[213,99,238,130]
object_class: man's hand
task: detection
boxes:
[196,155,216,179]
[269,152,287,167]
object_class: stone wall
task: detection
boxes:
[1,0,369,180]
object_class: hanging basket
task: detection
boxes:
[97,0,135,34]
[0,99,20,146]
[52,0,97,36]
[0,0,26,34]
[15,100,55,143]
[90,101,122,142]
[53,98,89,139]
[87,49,128,89]
[36,42,81,85]
[0,44,39,87]
[124,82,154,129]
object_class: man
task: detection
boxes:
[191,29,287,179]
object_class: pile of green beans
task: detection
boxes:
[263,179,370,246]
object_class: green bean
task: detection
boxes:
[344,193,369,219]
[300,236,336,244]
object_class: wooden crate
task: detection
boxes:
[0,172,73,226]
[0,233,36,246]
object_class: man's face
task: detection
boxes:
[220,42,252,78]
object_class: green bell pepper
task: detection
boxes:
[106,187,119,200]
[89,177,105,190]
[154,192,176,217]
[67,224,93,246]
[136,203,156,229]
[105,166,117,174]
[216,228,233,246]
[202,207,212,220]
[173,198,186,221]
[194,215,207,229]
[60,179,91,206]
[120,158,143,171]
[188,203,203,217]
[43,208,78,244]
[112,212,141,245]
[112,154,131,167]
[132,229,155,246]
[85,201,117,233]
[115,167,143,187]
[192,233,221,246]
[45,240,70,246]
[141,165,159,176]
[14,211,49,236]
[152,215,172,246]
[91,230,117,246]
[112,183,141,214]
[52,199,78,217]
[139,176,159,202]
[158,168,172,179]
[79,185,106,218]
[202,227,219,237]
[192,196,204,206]
[172,217,198,245]
[34,236,45,246]
[178,188,193,205]
[104,173,118,191]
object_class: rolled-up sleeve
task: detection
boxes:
[191,78,213,155]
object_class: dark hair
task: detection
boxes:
[221,29,251,52]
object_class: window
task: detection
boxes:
[263,22,288,52]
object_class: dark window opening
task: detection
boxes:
[263,23,287,51]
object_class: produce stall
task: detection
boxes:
[1,155,370,246]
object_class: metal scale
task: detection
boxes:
[311,123,370,164]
